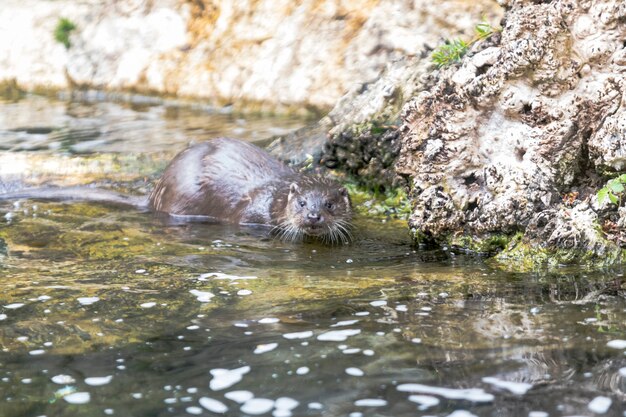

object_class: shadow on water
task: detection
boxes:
[1,97,626,417]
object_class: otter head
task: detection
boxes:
[277,180,352,244]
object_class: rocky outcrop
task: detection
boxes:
[0,0,500,113]
[397,0,626,265]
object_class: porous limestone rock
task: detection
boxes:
[397,0,626,264]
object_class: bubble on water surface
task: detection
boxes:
[447,411,478,417]
[63,392,91,404]
[588,396,612,414]
[283,331,313,340]
[199,396,228,413]
[241,398,275,415]
[370,300,387,307]
[29,349,45,356]
[189,289,215,302]
[258,318,280,324]
[317,329,360,342]
[296,367,309,375]
[209,366,251,391]
[331,320,359,327]
[254,343,278,354]
[346,367,364,376]
[225,390,254,403]
[51,374,76,384]
[237,289,252,296]
[397,383,494,403]
[140,302,156,308]
[354,399,387,407]
[77,297,99,306]
[186,406,202,415]
[85,375,113,386]
[607,340,626,349]
[408,394,439,410]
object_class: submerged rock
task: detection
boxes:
[397,0,626,266]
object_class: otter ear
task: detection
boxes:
[289,183,300,196]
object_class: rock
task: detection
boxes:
[0,0,501,113]
[396,0,626,265]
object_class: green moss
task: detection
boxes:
[54,17,77,49]
[344,182,411,220]
[449,233,512,255]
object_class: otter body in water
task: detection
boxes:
[0,138,353,244]
[149,138,353,243]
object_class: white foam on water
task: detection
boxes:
[209,366,251,391]
[363,349,375,356]
[481,377,532,395]
[370,300,387,307]
[51,374,76,384]
[77,297,99,306]
[411,338,422,344]
[396,305,408,312]
[0,314,6,320]
[528,411,549,417]
[258,318,280,324]
[331,320,360,327]
[588,396,612,414]
[345,367,364,376]
[317,329,361,342]
[354,398,387,407]
[354,311,370,316]
[85,376,113,386]
[607,340,626,349]
[254,343,278,354]
[408,394,440,410]
[343,348,361,354]
[29,349,45,356]
[283,331,313,340]
[224,390,254,403]
[63,392,91,404]
[237,290,252,296]
[619,367,626,377]
[241,398,275,415]
[189,289,215,302]
[187,325,200,330]
[140,302,156,308]
[4,303,24,309]
[307,402,323,409]
[397,383,494,402]
[199,397,229,413]
[38,295,52,301]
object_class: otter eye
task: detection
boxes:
[298,200,306,207]
[325,201,334,210]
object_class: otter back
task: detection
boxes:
[148,138,296,223]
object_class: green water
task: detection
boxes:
[1,96,626,417]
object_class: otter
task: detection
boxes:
[0,138,353,244]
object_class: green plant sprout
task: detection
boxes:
[597,174,626,206]
[54,17,77,49]
[432,21,499,68]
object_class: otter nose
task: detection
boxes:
[307,212,321,222]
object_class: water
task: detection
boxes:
[1,96,626,417]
